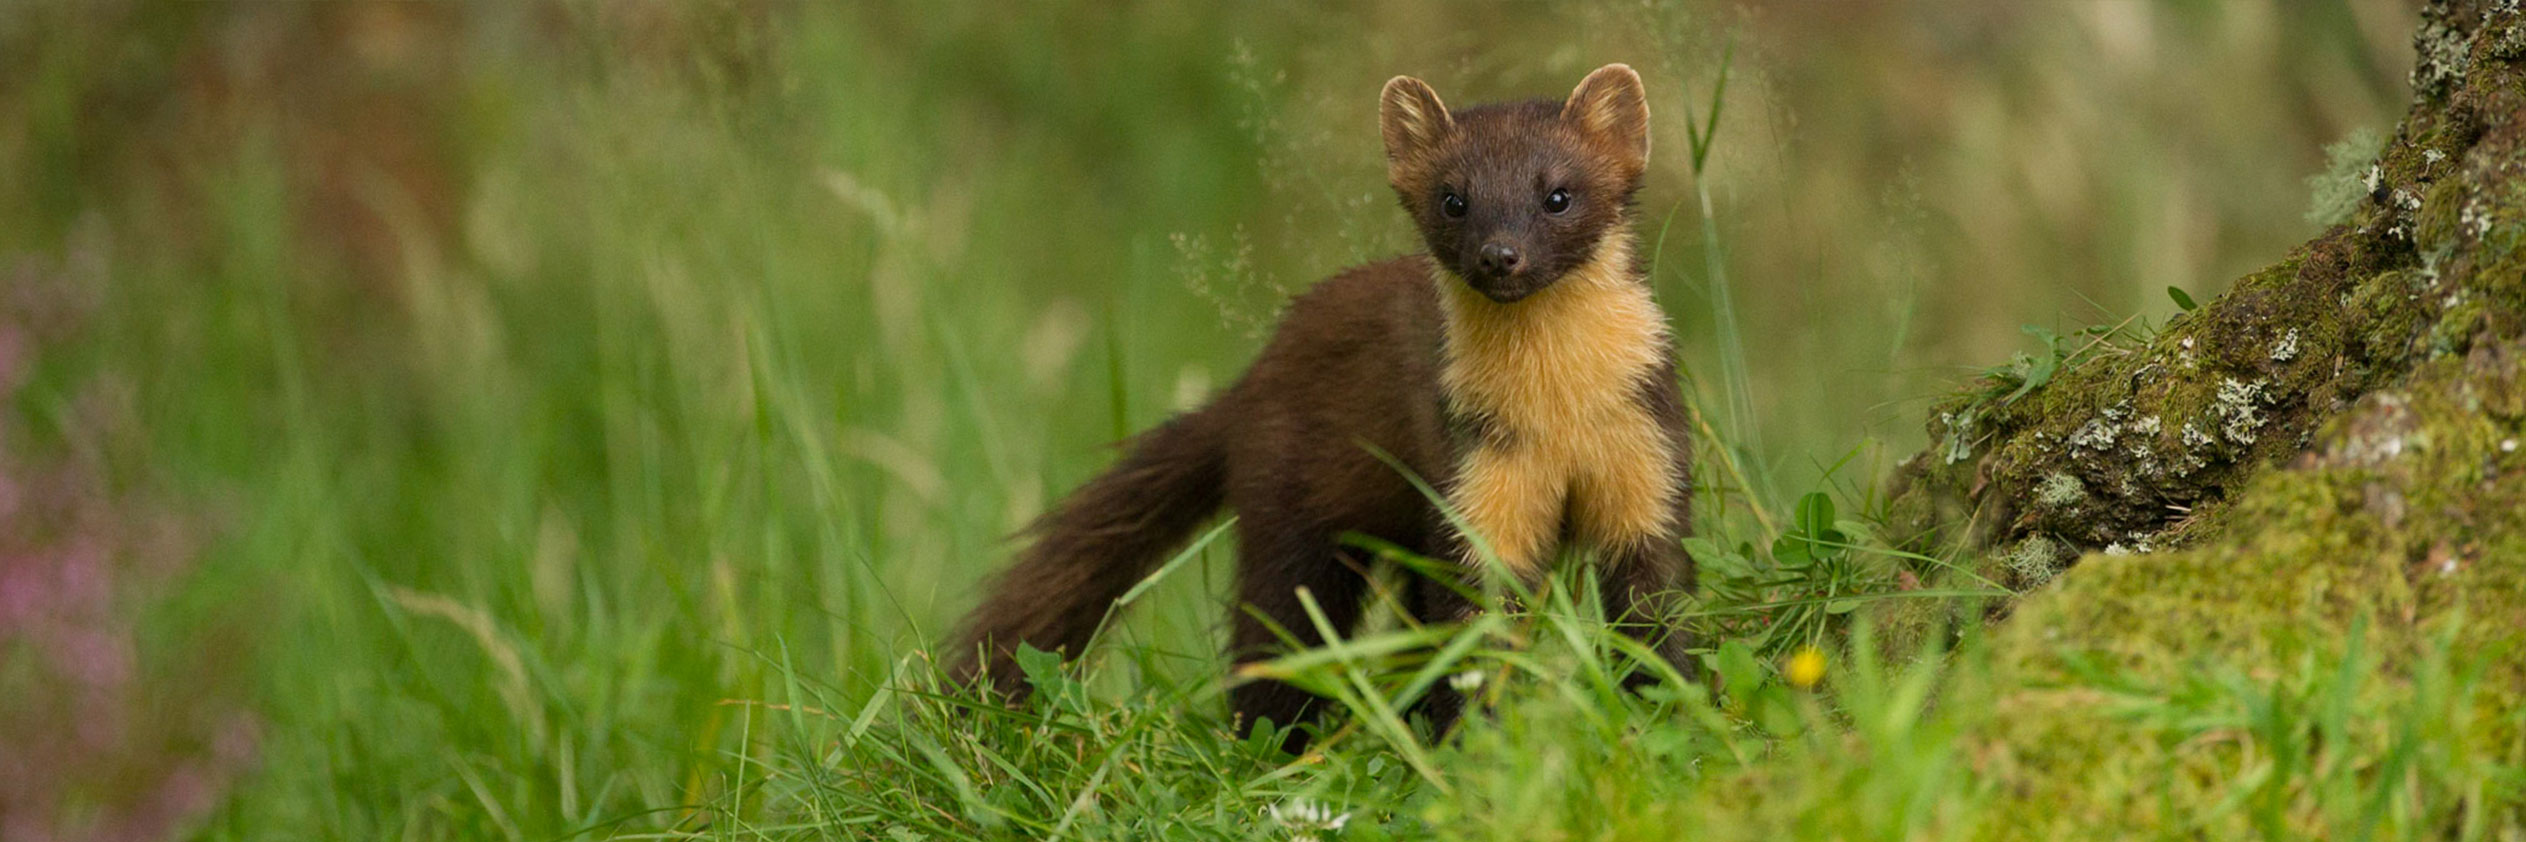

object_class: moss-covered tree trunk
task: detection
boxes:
[1861,6,2526,831]
[1885,0,2526,595]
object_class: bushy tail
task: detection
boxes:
[947,407,1226,698]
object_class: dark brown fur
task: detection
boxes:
[948,66,1694,753]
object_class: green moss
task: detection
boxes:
[1996,471,2411,677]
[2037,336,2526,666]
[2416,175,2470,254]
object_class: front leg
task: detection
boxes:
[1570,419,1696,688]
[1596,534,1697,688]
[1406,443,1562,740]
[1402,570,1480,739]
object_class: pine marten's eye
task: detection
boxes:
[1543,188,1572,214]
[1441,191,1468,219]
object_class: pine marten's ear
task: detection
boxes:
[1379,75,1453,176]
[1564,63,1650,174]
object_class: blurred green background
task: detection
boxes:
[0,1,2414,837]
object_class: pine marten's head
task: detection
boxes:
[1378,64,1651,303]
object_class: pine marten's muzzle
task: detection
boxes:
[1463,234,1551,302]
[1476,242,1522,277]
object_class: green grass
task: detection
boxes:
[718,601,2522,840]
[3,1,2507,840]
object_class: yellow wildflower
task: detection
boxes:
[1785,646,1827,689]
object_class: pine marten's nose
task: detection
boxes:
[1477,242,1522,276]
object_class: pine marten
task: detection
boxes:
[948,64,1695,751]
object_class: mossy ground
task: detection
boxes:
[1976,338,2526,836]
